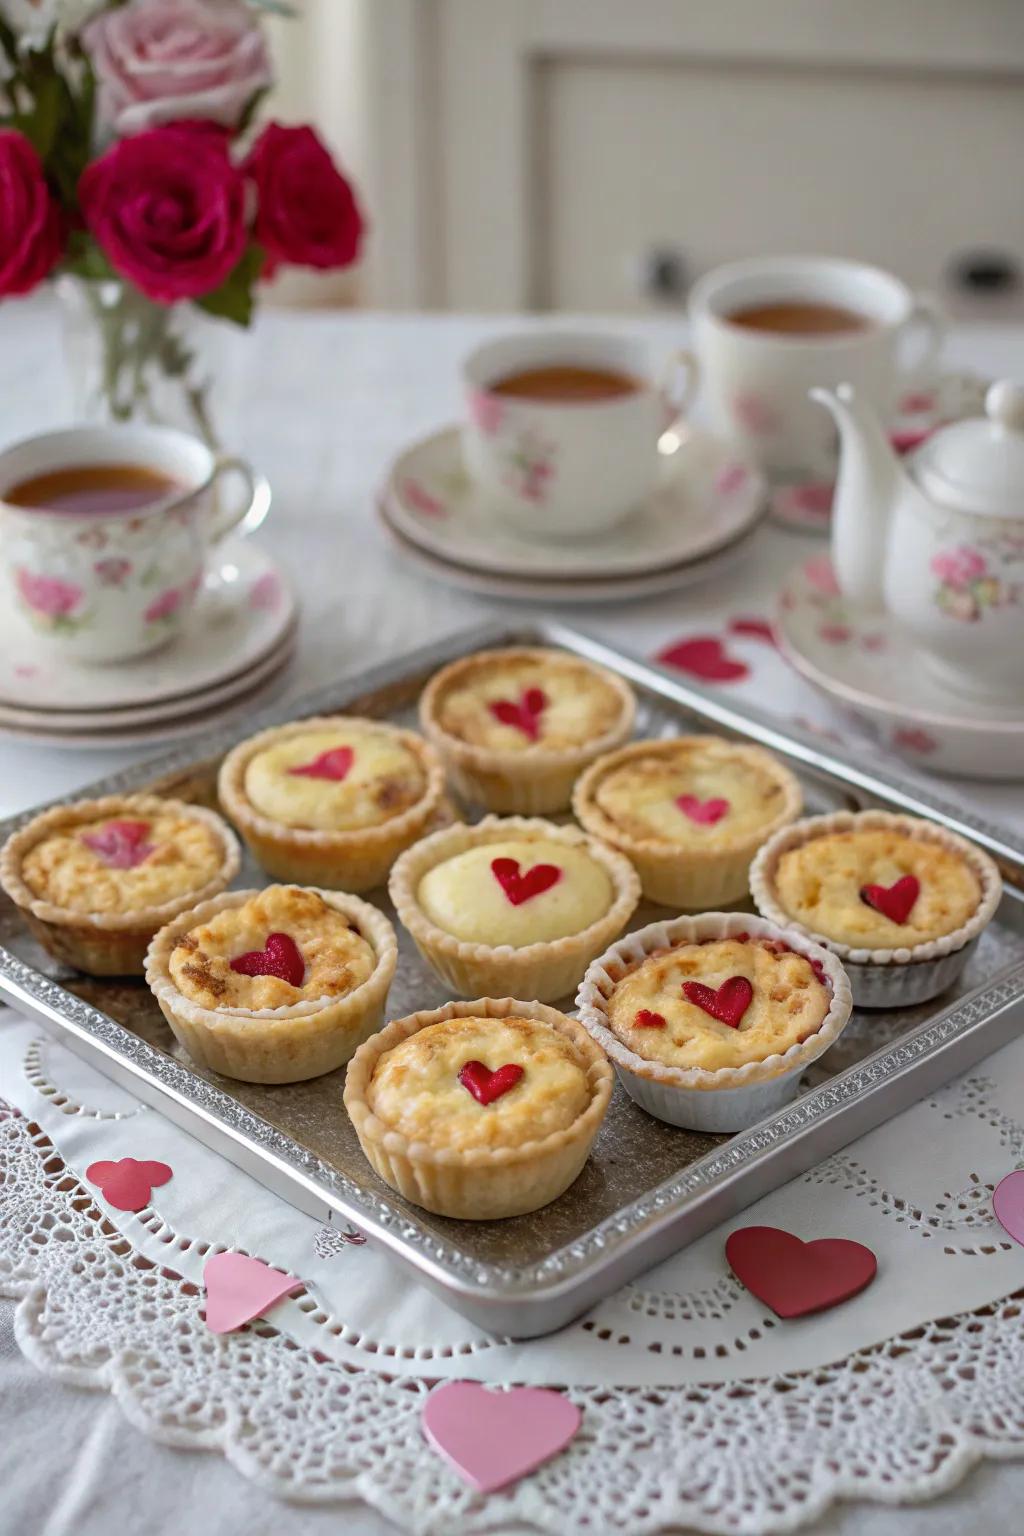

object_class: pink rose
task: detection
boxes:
[931,545,987,588]
[0,131,63,297]
[145,584,185,623]
[244,123,364,277]
[83,0,273,136]
[79,124,248,302]
[16,569,84,619]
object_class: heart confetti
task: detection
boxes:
[230,931,305,987]
[676,794,730,825]
[459,1060,524,1105]
[87,1156,172,1212]
[860,874,920,925]
[726,1225,877,1318]
[682,976,753,1029]
[656,635,750,684]
[491,856,562,906]
[422,1381,581,1493]
[203,1251,303,1334]
[81,819,155,870]
[488,687,548,741]
[287,745,354,781]
[993,1171,1024,1247]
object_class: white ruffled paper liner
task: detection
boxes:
[576,911,853,1133]
[145,886,398,1084]
[749,810,1003,1009]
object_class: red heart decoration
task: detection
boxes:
[490,856,562,906]
[729,616,777,647]
[682,975,753,1028]
[287,745,354,781]
[488,687,548,742]
[657,635,750,684]
[634,1009,666,1029]
[726,1225,877,1318]
[81,819,155,870]
[230,931,305,987]
[87,1156,173,1212]
[860,874,920,925]
[676,794,730,825]
[459,1060,524,1105]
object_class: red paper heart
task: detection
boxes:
[676,794,730,825]
[287,745,354,781]
[682,975,753,1028]
[656,636,750,683]
[634,1009,666,1029]
[490,856,562,906]
[860,874,920,925]
[488,687,548,742]
[86,1156,173,1212]
[726,1225,877,1318]
[459,1060,525,1105]
[230,932,305,987]
[81,819,155,870]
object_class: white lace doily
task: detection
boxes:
[3,1008,1024,1534]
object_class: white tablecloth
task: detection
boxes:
[1,296,1023,1536]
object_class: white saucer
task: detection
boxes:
[0,539,296,714]
[379,497,758,604]
[776,555,1024,780]
[381,423,765,579]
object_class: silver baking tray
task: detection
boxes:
[2,620,1023,1338]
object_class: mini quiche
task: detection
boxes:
[146,884,397,1083]
[389,815,640,1002]
[577,911,852,1132]
[750,810,1002,1007]
[0,794,240,976]
[344,996,613,1219]
[573,735,802,908]
[419,646,635,813]
[217,715,446,891]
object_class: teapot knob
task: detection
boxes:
[985,379,1024,432]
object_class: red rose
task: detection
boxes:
[79,123,248,303]
[245,123,363,278]
[0,131,63,297]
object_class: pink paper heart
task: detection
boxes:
[993,1171,1024,1247]
[203,1251,303,1334]
[422,1381,581,1493]
[86,1156,172,1212]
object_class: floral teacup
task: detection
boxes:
[0,423,268,663]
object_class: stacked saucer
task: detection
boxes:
[0,539,297,748]
[378,423,766,603]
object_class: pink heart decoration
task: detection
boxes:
[203,1251,303,1334]
[422,1381,582,1493]
[82,819,155,870]
[682,975,753,1029]
[490,856,562,906]
[726,1225,877,1319]
[488,687,548,742]
[860,874,920,925]
[86,1156,172,1212]
[287,745,354,781]
[458,1060,524,1105]
[993,1171,1024,1247]
[676,794,730,825]
[656,635,750,684]
[230,931,305,987]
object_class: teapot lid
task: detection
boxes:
[913,380,1024,518]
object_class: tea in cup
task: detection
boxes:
[462,331,696,537]
[0,423,268,663]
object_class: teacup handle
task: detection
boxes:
[208,455,272,543]
[898,293,946,381]
[658,348,700,435]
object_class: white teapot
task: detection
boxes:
[812,380,1024,705]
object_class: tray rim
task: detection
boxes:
[1,617,1023,1313]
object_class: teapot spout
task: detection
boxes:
[810,383,906,610]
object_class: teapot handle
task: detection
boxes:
[897,293,945,382]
